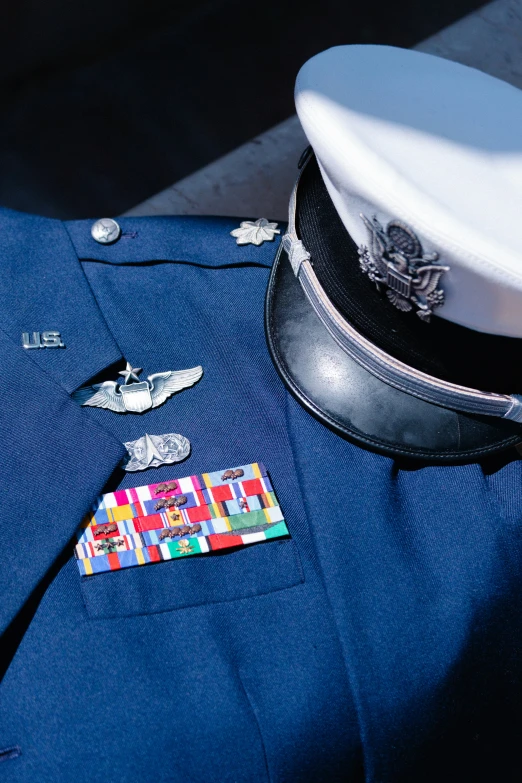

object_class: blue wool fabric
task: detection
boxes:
[0,207,520,782]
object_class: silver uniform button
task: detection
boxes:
[91,218,121,244]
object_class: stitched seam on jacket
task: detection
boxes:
[266,239,367,773]
[236,669,272,783]
[0,746,21,763]
[282,387,368,780]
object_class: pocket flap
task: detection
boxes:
[81,538,303,619]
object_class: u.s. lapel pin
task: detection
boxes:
[72,362,203,414]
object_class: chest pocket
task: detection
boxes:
[80,538,303,619]
[77,462,304,619]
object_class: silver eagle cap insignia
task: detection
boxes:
[358,214,450,322]
[72,362,203,414]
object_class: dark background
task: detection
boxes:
[1,0,485,218]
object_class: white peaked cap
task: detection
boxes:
[295,45,522,338]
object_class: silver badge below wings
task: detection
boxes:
[72,363,203,413]
[123,432,191,471]
[358,214,450,322]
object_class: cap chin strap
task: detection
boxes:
[282,154,522,423]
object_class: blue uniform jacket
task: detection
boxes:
[0,208,520,782]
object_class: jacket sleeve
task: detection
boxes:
[0,328,125,635]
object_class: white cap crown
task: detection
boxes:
[296,45,522,337]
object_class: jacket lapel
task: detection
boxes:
[0,208,126,633]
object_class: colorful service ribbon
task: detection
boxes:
[75,463,289,576]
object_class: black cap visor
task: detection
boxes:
[265,160,522,461]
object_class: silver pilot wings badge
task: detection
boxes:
[358,215,450,322]
[72,362,203,414]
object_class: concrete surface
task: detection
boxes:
[126,0,522,221]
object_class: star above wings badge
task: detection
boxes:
[72,362,203,414]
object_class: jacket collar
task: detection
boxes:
[0,208,123,394]
[65,214,281,267]
[0,209,280,396]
